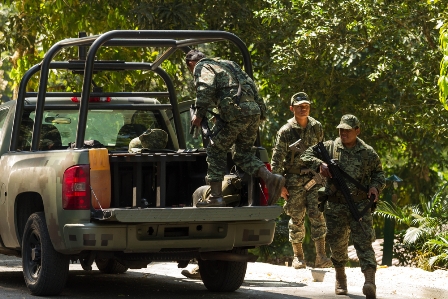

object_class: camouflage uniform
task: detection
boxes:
[301,136,386,271]
[271,116,326,243]
[193,58,266,182]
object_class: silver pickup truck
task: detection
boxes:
[0,30,282,296]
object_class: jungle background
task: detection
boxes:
[1,0,448,271]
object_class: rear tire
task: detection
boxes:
[95,258,129,274]
[22,212,69,296]
[198,248,247,292]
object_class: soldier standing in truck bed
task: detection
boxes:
[270,92,332,269]
[186,49,285,207]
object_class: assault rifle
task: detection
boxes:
[312,141,376,236]
[189,104,212,145]
[289,139,308,162]
[189,105,226,146]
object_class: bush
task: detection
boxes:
[376,183,448,271]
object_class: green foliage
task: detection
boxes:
[255,0,448,205]
[375,183,448,270]
[2,0,448,265]
[439,20,448,109]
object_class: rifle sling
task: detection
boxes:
[331,157,376,217]
[314,142,370,224]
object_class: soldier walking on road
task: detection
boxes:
[186,49,285,208]
[271,92,332,269]
[301,114,385,298]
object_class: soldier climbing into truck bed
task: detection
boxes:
[186,49,285,207]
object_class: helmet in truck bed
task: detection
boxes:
[128,128,168,151]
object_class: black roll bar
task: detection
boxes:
[13,30,252,150]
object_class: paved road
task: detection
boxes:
[0,255,446,299]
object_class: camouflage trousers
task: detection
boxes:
[283,184,327,243]
[206,114,264,182]
[324,200,377,271]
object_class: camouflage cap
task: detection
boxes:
[139,129,168,149]
[291,92,310,106]
[336,114,360,129]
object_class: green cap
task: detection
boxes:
[336,114,360,129]
[291,92,310,106]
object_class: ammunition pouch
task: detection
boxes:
[219,95,254,122]
[317,187,328,212]
[238,95,255,103]
[287,167,325,191]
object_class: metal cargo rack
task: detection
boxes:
[11,30,254,152]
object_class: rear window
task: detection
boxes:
[27,109,167,150]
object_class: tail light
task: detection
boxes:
[259,162,271,206]
[62,165,90,210]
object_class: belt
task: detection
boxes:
[287,167,311,175]
[327,192,367,203]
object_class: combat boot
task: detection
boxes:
[181,265,201,280]
[335,267,348,295]
[291,243,306,269]
[362,267,376,299]
[257,166,285,205]
[196,181,226,207]
[314,238,333,268]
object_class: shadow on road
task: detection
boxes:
[0,269,305,299]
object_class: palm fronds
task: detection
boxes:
[375,182,448,270]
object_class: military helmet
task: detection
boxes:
[139,129,168,149]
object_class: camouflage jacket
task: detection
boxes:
[271,116,323,177]
[300,137,386,195]
[193,58,266,122]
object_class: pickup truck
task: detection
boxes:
[0,30,282,296]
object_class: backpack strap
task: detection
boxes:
[218,60,243,105]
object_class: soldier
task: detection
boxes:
[301,114,385,298]
[186,49,285,207]
[270,92,332,269]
